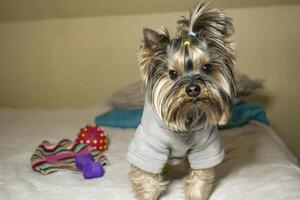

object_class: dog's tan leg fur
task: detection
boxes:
[129,165,169,200]
[185,168,215,200]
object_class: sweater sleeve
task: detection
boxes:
[127,125,169,174]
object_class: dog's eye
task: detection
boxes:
[169,70,178,80]
[202,64,213,74]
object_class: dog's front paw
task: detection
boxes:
[185,168,215,200]
[129,166,169,200]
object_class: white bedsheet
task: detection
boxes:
[0,107,300,200]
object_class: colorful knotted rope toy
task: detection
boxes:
[31,139,109,176]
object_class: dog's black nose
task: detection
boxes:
[186,84,201,97]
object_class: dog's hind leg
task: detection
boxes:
[129,165,169,200]
[185,167,215,200]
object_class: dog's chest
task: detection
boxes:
[141,101,213,161]
[166,128,211,163]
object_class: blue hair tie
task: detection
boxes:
[188,32,196,37]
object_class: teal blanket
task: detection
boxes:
[219,102,269,129]
[95,102,269,129]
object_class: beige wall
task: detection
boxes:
[228,5,300,161]
[0,5,300,159]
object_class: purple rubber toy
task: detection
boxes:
[75,154,104,179]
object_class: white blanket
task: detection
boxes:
[0,107,300,200]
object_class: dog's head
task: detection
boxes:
[139,3,236,132]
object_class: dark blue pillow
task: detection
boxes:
[95,109,143,128]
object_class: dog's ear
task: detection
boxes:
[143,28,160,50]
[142,28,170,51]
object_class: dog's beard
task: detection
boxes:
[150,74,231,133]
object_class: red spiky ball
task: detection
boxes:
[75,125,108,151]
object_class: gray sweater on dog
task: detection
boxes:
[127,101,224,174]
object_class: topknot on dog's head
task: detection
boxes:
[177,2,234,41]
[176,2,236,68]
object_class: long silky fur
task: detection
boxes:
[139,2,236,132]
[129,165,169,200]
[185,168,216,200]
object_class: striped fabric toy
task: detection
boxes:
[31,139,109,175]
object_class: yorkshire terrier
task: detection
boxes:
[127,2,236,200]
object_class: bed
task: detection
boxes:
[0,106,300,200]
